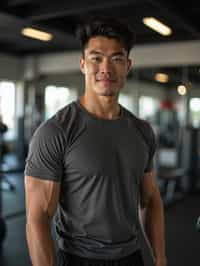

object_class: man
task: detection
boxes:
[24,17,166,266]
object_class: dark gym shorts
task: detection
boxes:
[56,249,144,266]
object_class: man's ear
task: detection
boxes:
[80,57,85,74]
[127,58,132,75]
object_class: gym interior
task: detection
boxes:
[0,2,200,266]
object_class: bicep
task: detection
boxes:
[139,170,159,209]
[25,176,60,222]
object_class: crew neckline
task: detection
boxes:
[75,99,124,122]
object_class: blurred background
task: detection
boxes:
[0,1,200,265]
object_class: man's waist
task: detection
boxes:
[57,234,140,260]
[57,248,143,264]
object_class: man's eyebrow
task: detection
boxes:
[87,50,103,55]
[111,52,126,57]
[87,50,126,56]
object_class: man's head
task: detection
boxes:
[76,16,135,57]
[76,17,135,98]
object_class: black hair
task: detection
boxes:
[76,16,135,56]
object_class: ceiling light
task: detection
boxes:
[21,27,53,42]
[177,85,187,95]
[143,17,172,36]
[155,73,169,83]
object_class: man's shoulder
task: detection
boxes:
[32,102,77,139]
[32,117,64,143]
[122,106,155,146]
[122,106,151,130]
[54,100,83,131]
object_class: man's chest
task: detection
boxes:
[64,125,149,180]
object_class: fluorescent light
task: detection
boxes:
[143,17,172,36]
[21,27,53,41]
[155,73,169,83]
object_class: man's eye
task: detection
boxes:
[91,57,101,63]
[112,56,124,62]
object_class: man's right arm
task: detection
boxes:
[25,175,60,266]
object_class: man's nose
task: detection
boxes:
[99,58,112,74]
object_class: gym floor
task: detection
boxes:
[0,165,200,266]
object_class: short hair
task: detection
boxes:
[76,16,135,56]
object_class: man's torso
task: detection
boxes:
[25,100,155,260]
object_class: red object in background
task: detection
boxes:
[160,100,174,110]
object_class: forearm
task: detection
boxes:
[26,219,56,266]
[144,190,166,265]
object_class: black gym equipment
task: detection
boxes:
[187,127,200,193]
[0,123,8,252]
[0,169,7,252]
[156,124,200,206]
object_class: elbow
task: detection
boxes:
[26,215,52,245]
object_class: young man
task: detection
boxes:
[24,17,167,266]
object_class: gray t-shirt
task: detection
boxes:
[25,100,156,260]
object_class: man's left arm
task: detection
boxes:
[140,170,167,266]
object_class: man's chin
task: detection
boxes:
[95,87,119,97]
[98,90,117,97]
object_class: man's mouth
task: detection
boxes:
[96,78,115,82]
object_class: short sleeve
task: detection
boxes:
[144,124,157,173]
[24,119,66,182]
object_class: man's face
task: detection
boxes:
[80,36,132,97]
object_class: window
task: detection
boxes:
[0,81,16,140]
[45,85,78,119]
[118,93,134,113]
[189,98,200,127]
[139,96,158,123]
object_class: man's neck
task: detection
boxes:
[79,94,121,120]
